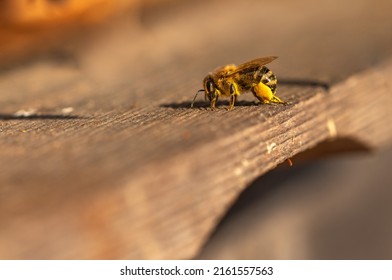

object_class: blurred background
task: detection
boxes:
[2,0,392,78]
[0,0,391,259]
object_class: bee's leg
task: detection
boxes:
[210,99,216,110]
[271,95,286,104]
[252,91,268,105]
[208,90,219,110]
[228,94,237,111]
[251,85,268,104]
[210,96,218,110]
[227,84,238,110]
[252,82,285,105]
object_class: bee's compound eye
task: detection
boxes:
[207,81,215,92]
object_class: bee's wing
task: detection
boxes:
[227,56,278,76]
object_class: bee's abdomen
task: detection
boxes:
[260,66,277,93]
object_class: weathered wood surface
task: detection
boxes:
[199,147,392,259]
[0,0,392,259]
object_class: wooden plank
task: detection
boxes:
[198,141,392,259]
[0,0,392,259]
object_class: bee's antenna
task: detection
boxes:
[191,89,205,108]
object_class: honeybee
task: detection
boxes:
[191,56,285,110]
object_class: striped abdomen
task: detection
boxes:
[260,66,277,93]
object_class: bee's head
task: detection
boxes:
[203,75,218,102]
[191,74,218,108]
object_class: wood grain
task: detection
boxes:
[0,0,392,259]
